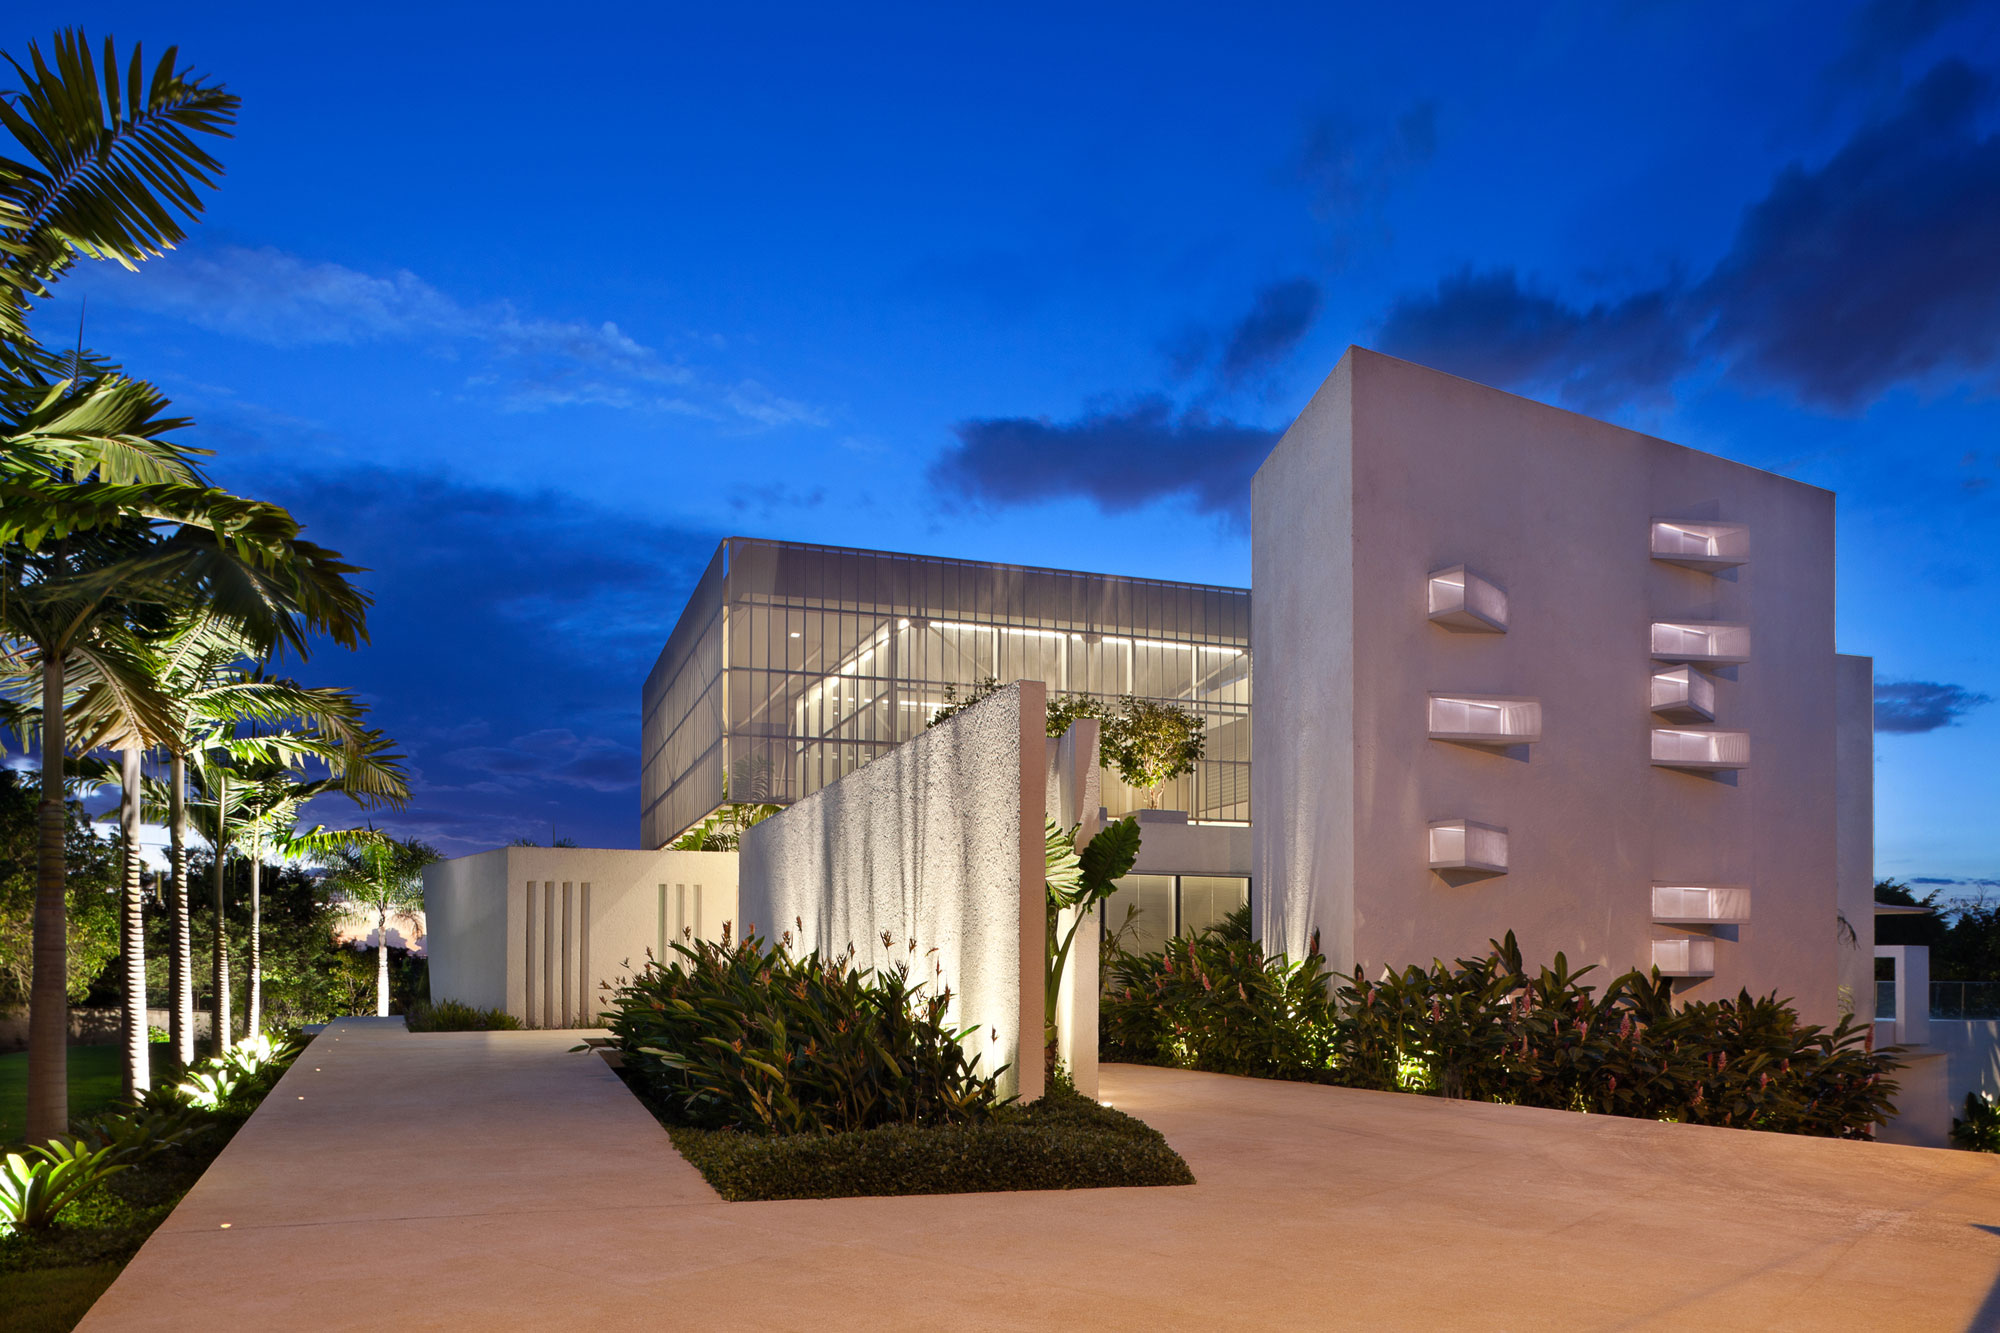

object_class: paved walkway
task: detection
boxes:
[79,1017,2000,1331]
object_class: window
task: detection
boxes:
[1100,873,1250,955]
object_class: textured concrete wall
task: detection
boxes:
[424,847,737,1027]
[1836,654,1877,1017]
[1258,348,1847,1023]
[739,682,1046,1099]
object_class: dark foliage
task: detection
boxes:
[662,1084,1192,1201]
[1103,909,1901,1139]
[404,998,520,1032]
[603,926,1003,1136]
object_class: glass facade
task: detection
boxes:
[641,537,1252,849]
[1101,873,1251,958]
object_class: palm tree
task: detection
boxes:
[197,696,408,1037]
[315,835,439,1018]
[0,27,240,1144]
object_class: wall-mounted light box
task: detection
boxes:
[1650,520,1749,571]
[1650,621,1751,665]
[1427,818,1508,874]
[1651,728,1750,771]
[1427,694,1542,745]
[1651,937,1717,977]
[1651,885,1752,924]
[1426,565,1508,633]
[1649,666,1716,723]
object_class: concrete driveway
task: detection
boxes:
[77,1017,2000,1331]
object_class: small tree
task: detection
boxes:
[313,833,438,1017]
[1103,697,1206,809]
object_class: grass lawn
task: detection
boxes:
[0,1264,121,1332]
[0,1046,167,1148]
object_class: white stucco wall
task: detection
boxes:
[423,847,738,1027]
[1836,653,1877,1018]
[1252,353,1357,964]
[739,682,1046,1099]
[1257,348,1848,1024]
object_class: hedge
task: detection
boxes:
[661,1085,1194,1201]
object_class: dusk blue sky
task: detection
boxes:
[11,3,1999,888]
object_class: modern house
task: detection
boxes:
[1254,349,1873,1028]
[427,347,1876,1052]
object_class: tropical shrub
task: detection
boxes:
[1953,1092,2000,1152]
[1102,905,1339,1080]
[1103,922,1902,1139]
[405,999,523,1032]
[603,925,1003,1135]
[0,1142,126,1237]
[68,1102,203,1168]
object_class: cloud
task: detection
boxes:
[239,460,721,853]
[1218,279,1323,385]
[931,396,1277,523]
[1874,678,1994,733]
[67,244,824,428]
[1700,60,2000,409]
[1374,268,1687,412]
[1375,60,2000,413]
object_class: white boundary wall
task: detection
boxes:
[424,847,739,1027]
[740,682,1047,1100]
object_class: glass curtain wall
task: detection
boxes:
[641,538,1252,846]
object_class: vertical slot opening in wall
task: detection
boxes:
[694,885,704,939]
[675,884,686,944]
[656,884,666,963]
[542,882,555,1030]
[560,882,574,1028]
[578,883,592,1026]
[525,881,539,1028]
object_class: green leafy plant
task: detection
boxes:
[405,998,523,1032]
[602,924,1004,1136]
[1102,922,1903,1139]
[68,1102,202,1168]
[0,1140,126,1236]
[1043,815,1141,1077]
[1953,1091,2000,1152]
[171,1066,239,1112]
[1103,905,1340,1080]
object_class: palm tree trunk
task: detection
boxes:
[212,768,231,1054]
[27,651,69,1144]
[169,751,193,1066]
[247,842,262,1037]
[119,746,150,1099]
[376,905,390,1017]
